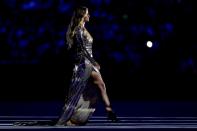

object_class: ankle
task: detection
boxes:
[105,106,112,112]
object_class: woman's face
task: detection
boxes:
[84,9,90,22]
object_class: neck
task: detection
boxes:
[79,21,86,30]
[81,21,85,28]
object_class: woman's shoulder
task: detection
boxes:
[75,26,85,31]
[75,26,85,35]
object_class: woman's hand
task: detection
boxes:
[95,62,100,70]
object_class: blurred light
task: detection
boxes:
[146,41,153,48]
[188,58,194,65]
[92,11,100,17]
[104,30,114,40]
[146,26,155,37]
[38,27,45,34]
[37,44,50,56]
[111,24,119,31]
[19,40,29,48]
[57,40,65,47]
[16,29,24,37]
[0,27,6,33]
[58,1,71,13]
[101,12,107,17]
[90,0,102,6]
[130,25,138,33]
[112,52,125,63]
[165,22,174,33]
[22,1,37,10]
[104,0,111,5]
[108,14,114,21]
[122,14,128,20]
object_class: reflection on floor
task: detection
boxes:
[0,101,197,130]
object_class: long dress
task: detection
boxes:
[12,26,100,127]
[56,26,99,125]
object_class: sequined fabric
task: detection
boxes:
[56,26,99,125]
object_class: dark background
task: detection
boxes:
[0,0,197,101]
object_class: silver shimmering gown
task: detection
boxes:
[57,27,99,125]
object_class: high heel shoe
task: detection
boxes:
[107,110,119,122]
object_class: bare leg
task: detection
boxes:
[90,71,112,111]
[90,71,119,122]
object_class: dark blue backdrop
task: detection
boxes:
[0,0,196,101]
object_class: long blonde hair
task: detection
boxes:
[66,6,88,49]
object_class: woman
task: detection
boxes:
[56,6,118,126]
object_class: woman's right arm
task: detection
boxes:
[75,28,97,66]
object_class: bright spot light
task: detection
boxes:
[146,41,153,48]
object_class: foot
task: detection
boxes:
[66,120,77,126]
[107,110,119,122]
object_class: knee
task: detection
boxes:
[100,82,106,90]
[94,81,106,92]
